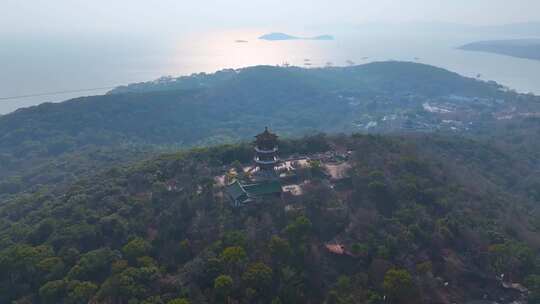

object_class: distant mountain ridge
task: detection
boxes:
[459,39,540,61]
[108,61,497,95]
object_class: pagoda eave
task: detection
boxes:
[254,146,279,154]
[255,159,279,165]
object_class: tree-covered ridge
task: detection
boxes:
[4,61,539,197]
[2,133,540,303]
[109,62,503,97]
[0,61,513,159]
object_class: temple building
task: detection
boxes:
[254,127,280,178]
[226,127,283,207]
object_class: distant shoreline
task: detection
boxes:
[459,39,540,61]
[258,32,334,41]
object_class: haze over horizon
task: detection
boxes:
[2,0,540,36]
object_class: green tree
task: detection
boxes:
[122,238,152,262]
[368,181,394,215]
[67,280,98,304]
[67,248,119,281]
[0,244,54,301]
[177,239,192,263]
[271,297,283,304]
[27,219,56,245]
[137,256,157,268]
[351,243,369,256]
[366,290,383,304]
[284,216,312,243]
[214,275,233,301]
[383,268,415,303]
[308,160,325,178]
[336,275,351,292]
[111,259,129,274]
[96,266,160,302]
[278,266,305,303]
[141,296,165,304]
[242,262,273,292]
[488,241,534,279]
[37,257,66,280]
[416,261,433,275]
[326,290,339,304]
[269,236,291,263]
[220,246,247,272]
[525,274,540,304]
[39,280,67,304]
[203,257,223,285]
[244,287,257,302]
[222,231,247,248]
[58,247,80,266]
[168,298,190,304]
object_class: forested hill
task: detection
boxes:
[2,61,539,199]
[3,62,507,150]
[2,133,540,303]
[109,62,501,97]
[2,58,540,302]
[0,62,528,162]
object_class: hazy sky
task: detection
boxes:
[2,0,539,35]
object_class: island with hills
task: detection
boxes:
[459,39,540,61]
[259,32,334,41]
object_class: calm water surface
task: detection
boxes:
[1,28,539,114]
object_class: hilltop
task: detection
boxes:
[2,132,540,303]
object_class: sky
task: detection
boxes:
[2,0,540,36]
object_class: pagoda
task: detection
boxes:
[253,127,280,177]
[226,127,283,207]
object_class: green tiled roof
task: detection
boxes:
[243,180,282,196]
[226,181,248,200]
[226,179,282,206]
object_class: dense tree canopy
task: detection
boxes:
[2,130,540,303]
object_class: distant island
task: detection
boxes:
[259,32,334,41]
[459,39,540,61]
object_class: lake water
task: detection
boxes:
[1,28,540,114]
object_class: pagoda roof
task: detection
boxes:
[255,127,278,141]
